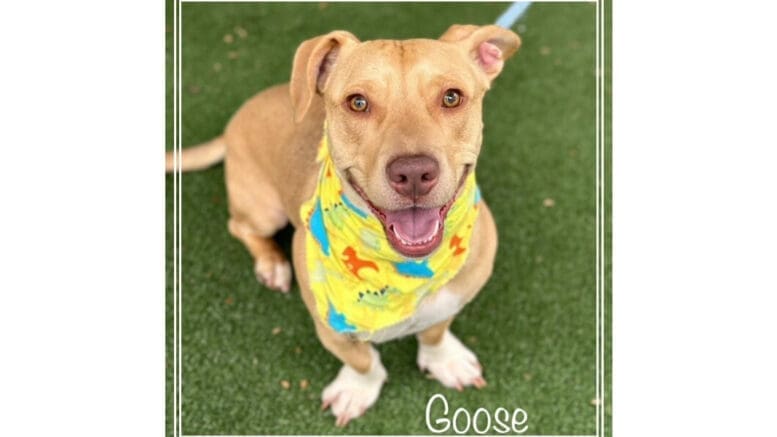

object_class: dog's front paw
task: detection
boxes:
[417,331,486,391]
[254,256,292,293]
[321,349,387,427]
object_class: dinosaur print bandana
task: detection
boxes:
[300,127,481,336]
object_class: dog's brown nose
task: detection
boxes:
[387,155,439,198]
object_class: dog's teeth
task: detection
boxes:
[391,223,444,247]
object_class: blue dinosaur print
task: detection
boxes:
[474,186,482,205]
[310,199,330,256]
[393,259,435,278]
[340,193,368,218]
[328,301,356,333]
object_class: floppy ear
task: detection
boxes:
[289,30,359,123]
[439,24,521,82]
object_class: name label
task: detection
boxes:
[425,393,528,434]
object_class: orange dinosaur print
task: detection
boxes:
[450,234,466,256]
[342,246,378,279]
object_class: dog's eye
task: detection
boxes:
[442,89,462,108]
[348,94,369,112]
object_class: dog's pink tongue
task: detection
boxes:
[385,207,440,243]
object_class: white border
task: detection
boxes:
[595,1,607,437]
[173,0,183,434]
[171,1,607,436]
[179,0,597,3]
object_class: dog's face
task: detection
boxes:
[291,25,521,257]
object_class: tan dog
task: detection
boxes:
[167,24,521,426]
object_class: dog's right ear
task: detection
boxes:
[439,24,521,84]
[289,30,359,123]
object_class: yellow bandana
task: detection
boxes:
[300,129,481,335]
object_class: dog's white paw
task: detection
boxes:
[254,258,292,293]
[417,331,486,391]
[322,348,387,427]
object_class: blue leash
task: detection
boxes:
[495,2,532,28]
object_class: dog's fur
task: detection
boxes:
[166,25,521,426]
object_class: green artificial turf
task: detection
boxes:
[166,2,611,435]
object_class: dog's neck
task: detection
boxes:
[299,125,481,335]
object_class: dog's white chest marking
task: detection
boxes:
[356,287,463,343]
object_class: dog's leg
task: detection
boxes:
[292,229,386,426]
[226,153,292,292]
[416,319,486,391]
[416,202,496,390]
[314,321,387,427]
[228,218,291,292]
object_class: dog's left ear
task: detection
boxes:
[439,24,521,82]
[289,30,360,123]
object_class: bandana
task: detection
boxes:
[300,126,481,336]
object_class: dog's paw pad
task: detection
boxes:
[321,350,387,427]
[417,331,485,390]
[254,258,292,293]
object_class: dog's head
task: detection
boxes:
[290,25,521,258]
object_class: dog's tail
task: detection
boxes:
[165,136,226,173]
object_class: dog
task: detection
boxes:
[166,24,521,427]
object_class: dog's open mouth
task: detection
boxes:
[358,196,453,258]
[382,205,450,257]
[347,171,468,258]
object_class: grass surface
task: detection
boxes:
[166,2,610,435]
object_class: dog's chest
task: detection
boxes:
[353,287,463,343]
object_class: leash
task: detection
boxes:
[495,2,532,28]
